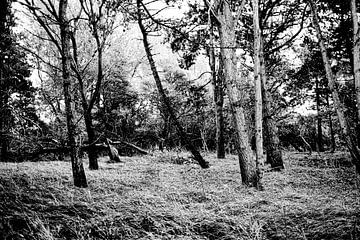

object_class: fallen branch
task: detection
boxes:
[109,140,148,155]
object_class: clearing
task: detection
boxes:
[0,151,359,239]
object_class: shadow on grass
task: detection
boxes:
[263,209,360,240]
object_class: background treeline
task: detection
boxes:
[1,0,360,188]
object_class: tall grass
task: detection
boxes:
[0,151,359,239]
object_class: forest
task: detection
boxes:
[1,0,360,239]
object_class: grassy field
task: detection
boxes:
[0,151,359,239]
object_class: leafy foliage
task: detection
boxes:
[0,0,37,160]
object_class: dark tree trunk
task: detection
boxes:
[0,108,9,161]
[260,42,284,170]
[137,0,209,168]
[59,0,87,188]
[84,111,98,169]
[0,137,8,161]
[326,95,336,152]
[159,110,170,151]
[315,78,324,152]
[351,0,360,143]
[70,26,99,170]
[208,18,225,159]
[0,77,10,162]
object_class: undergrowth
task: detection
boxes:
[0,151,359,239]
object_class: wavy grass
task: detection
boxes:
[0,151,359,239]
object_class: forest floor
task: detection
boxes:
[0,151,359,240]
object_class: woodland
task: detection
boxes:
[1,0,360,239]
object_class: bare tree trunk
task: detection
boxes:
[85,35,103,170]
[351,0,360,129]
[315,77,324,152]
[260,41,284,170]
[71,28,99,170]
[214,64,226,159]
[208,17,225,159]
[84,111,98,169]
[0,99,9,161]
[137,0,209,168]
[217,2,257,186]
[59,0,87,187]
[309,0,360,172]
[326,94,336,152]
[253,0,265,190]
[77,0,111,170]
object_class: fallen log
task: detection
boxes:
[110,140,148,155]
[18,138,148,162]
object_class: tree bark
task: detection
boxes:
[59,0,87,187]
[351,0,360,130]
[309,0,360,172]
[208,17,225,159]
[253,0,265,190]
[315,77,324,152]
[326,94,336,152]
[0,98,9,162]
[76,0,111,170]
[259,37,284,170]
[105,138,121,162]
[71,55,99,170]
[217,1,257,186]
[137,0,209,168]
[0,1,10,162]
[84,111,98,169]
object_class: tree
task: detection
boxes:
[0,0,34,161]
[253,0,265,190]
[153,69,211,150]
[308,0,360,173]
[208,17,226,158]
[59,0,87,187]
[166,0,294,167]
[22,0,88,187]
[351,0,360,132]
[207,0,258,186]
[71,0,119,170]
[165,3,226,158]
[287,44,329,152]
[137,0,209,168]
[258,0,305,169]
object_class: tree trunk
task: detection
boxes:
[309,0,360,172]
[0,70,10,162]
[351,0,360,131]
[59,0,87,188]
[0,106,9,162]
[209,18,225,159]
[217,2,257,186]
[105,138,121,162]
[315,77,324,152]
[214,67,225,159]
[253,0,265,190]
[84,111,98,169]
[260,39,284,170]
[326,94,336,152]
[70,20,99,170]
[0,135,9,161]
[137,0,209,168]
